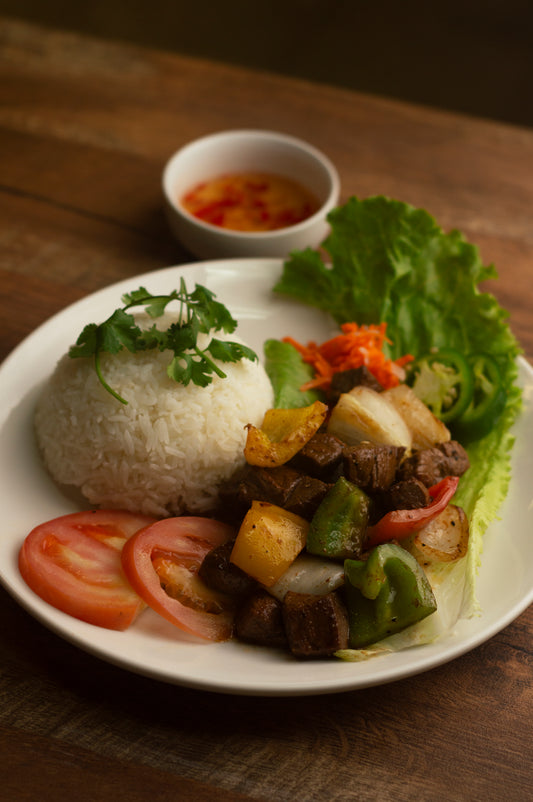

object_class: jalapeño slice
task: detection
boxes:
[409,348,474,423]
[453,353,506,441]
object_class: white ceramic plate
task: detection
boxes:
[0,259,532,696]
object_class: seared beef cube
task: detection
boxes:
[222,463,330,521]
[244,465,301,506]
[398,448,447,487]
[381,478,430,512]
[328,366,383,403]
[343,443,406,494]
[282,591,349,658]
[399,440,469,488]
[437,441,470,477]
[288,432,344,481]
[198,541,257,597]
[219,464,302,516]
[234,590,287,647]
[284,474,331,519]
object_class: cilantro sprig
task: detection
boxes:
[69,279,257,404]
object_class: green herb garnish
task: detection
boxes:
[69,279,257,404]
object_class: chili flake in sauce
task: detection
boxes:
[181,172,320,232]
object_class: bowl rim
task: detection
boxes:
[162,129,340,241]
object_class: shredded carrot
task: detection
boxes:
[283,322,414,392]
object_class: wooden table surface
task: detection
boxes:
[1,17,531,802]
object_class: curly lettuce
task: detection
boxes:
[271,196,522,655]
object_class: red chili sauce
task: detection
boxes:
[181,172,320,232]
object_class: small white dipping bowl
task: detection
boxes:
[162,129,340,260]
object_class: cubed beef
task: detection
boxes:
[198,541,257,597]
[234,590,287,647]
[437,440,470,476]
[398,448,447,487]
[399,440,469,487]
[288,432,344,481]
[328,366,383,403]
[218,464,302,517]
[219,463,329,522]
[380,477,430,512]
[284,474,332,519]
[343,443,406,493]
[282,591,349,658]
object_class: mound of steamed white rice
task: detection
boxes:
[34,318,274,517]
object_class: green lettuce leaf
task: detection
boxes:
[273,196,523,655]
[263,339,325,408]
[275,196,518,360]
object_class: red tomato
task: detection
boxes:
[19,510,156,630]
[121,517,236,641]
[365,476,460,548]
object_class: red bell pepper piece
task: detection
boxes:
[365,476,460,548]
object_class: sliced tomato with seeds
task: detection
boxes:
[121,517,236,642]
[19,510,156,630]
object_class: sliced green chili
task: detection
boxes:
[409,348,474,423]
[452,353,506,441]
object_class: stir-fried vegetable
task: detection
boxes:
[383,384,451,449]
[244,401,327,467]
[266,554,345,601]
[344,544,437,648]
[366,477,460,548]
[327,386,413,449]
[405,504,469,565]
[230,501,309,587]
[306,477,371,560]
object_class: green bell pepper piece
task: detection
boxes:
[344,543,437,648]
[307,476,371,560]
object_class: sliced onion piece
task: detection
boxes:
[383,384,451,449]
[327,386,412,451]
[266,553,345,601]
[406,504,469,566]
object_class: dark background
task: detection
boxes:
[1,0,532,127]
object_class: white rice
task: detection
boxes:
[35,317,273,517]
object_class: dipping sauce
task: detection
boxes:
[181,172,320,232]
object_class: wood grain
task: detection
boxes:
[0,725,259,802]
[1,580,531,801]
[0,17,531,802]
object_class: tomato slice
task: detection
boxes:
[19,510,156,630]
[365,476,460,548]
[121,517,236,641]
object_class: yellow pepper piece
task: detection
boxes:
[230,501,310,587]
[244,400,328,467]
